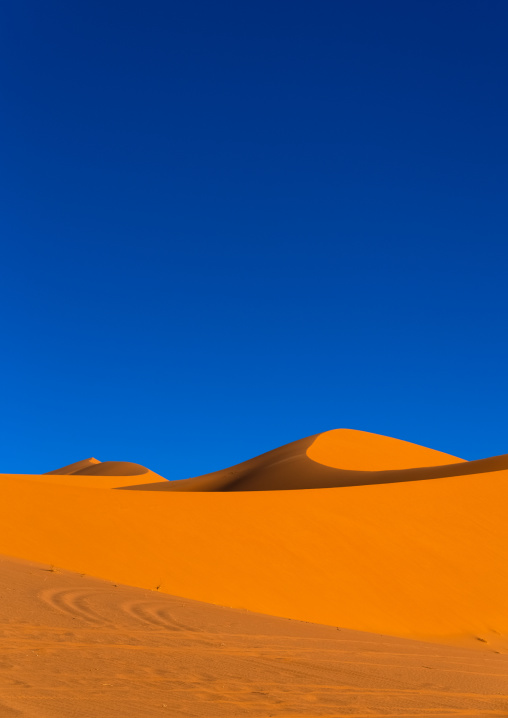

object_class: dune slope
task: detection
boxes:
[0,430,506,650]
[46,457,102,474]
[48,459,154,477]
[122,428,508,492]
[1,555,507,718]
[39,459,165,488]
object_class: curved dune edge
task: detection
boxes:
[119,429,508,492]
[47,459,151,476]
[38,460,163,488]
[46,458,102,475]
[306,429,464,469]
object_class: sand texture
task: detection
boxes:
[0,555,507,718]
[0,429,507,715]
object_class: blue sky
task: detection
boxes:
[1,0,507,478]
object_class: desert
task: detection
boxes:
[1,429,507,716]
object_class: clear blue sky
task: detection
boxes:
[1,1,507,478]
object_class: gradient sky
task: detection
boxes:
[1,0,507,478]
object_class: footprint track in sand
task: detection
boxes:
[121,601,199,632]
[39,588,201,633]
[39,588,110,625]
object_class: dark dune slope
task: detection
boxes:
[118,429,508,492]
[47,460,150,476]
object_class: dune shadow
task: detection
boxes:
[115,435,508,492]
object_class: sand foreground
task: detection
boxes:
[0,555,507,718]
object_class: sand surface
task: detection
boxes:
[1,429,507,714]
[1,555,507,718]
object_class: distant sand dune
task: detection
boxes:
[45,457,102,474]
[48,459,150,476]
[40,459,164,488]
[119,429,508,492]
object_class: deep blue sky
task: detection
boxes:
[1,1,507,478]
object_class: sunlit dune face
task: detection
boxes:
[306,429,465,470]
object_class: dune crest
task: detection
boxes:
[46,457,101,475]
[121,429,508,492]
[40,459,164,488]
[48,459,150,476]
[306,428,464,469]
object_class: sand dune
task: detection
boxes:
[46,457,102,474]
[121,428,508,492]
[1,555,507,718]
[48,458,151,476]
[40,459,164,488]
[0,429,506,655]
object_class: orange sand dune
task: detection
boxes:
[37,458,165,488]
[0,429,507,652]
[123,428,508,492]
[46,457,102,474]
[48,458,156,476]
[1,555,507,718]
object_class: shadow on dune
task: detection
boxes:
[47,460,150,476]
[116,434,508,492]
